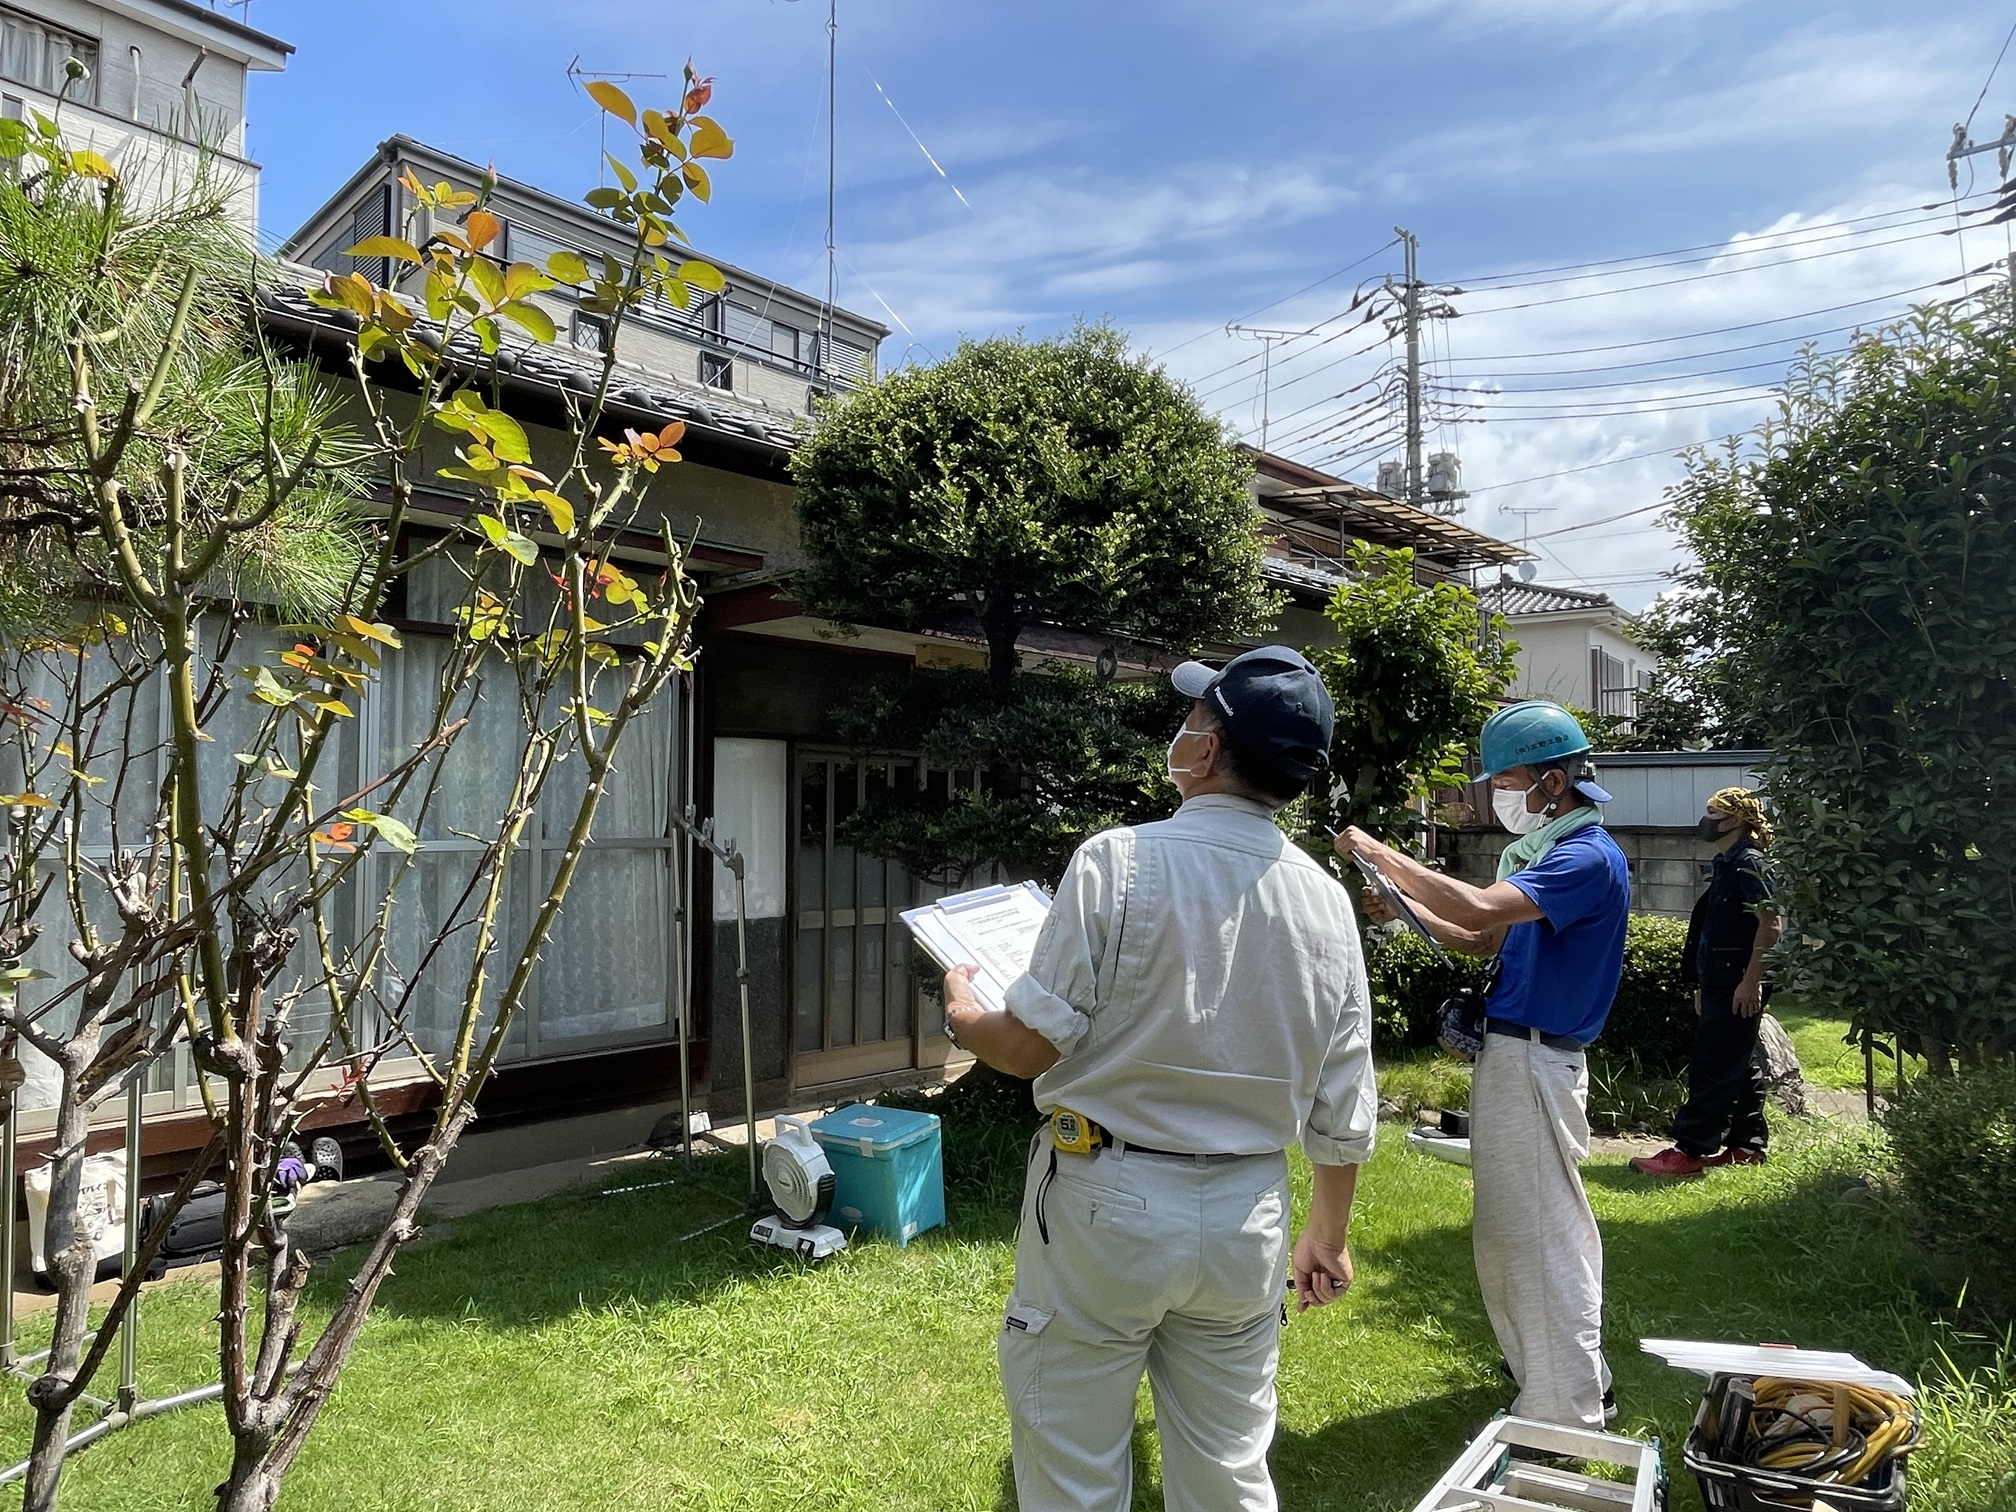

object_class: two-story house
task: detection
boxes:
[0,0,288,224]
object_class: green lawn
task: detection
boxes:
[1,1109,2010,1511]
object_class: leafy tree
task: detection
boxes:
[1659,305,2016,1061]
[1627,583,1758,749]
[0,70,726,1510]
[1308,543,1514,843]
[791,326,1281,704]
[833,665,1186,884]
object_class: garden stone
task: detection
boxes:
[1754,1013,1807,1116]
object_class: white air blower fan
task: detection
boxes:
[749,1116,848,1259]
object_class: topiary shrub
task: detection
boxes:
[1882,1060,2016,1295]
[1364,913,1695,1071]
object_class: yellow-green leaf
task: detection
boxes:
[687,117,734,160]
[465,256,506,307]
[534,490,575,534]
[676,260,725,293]
[349,235,424,264]
[504,261,555,300]
[606,154,638,194]
[68,149,117,181]
[477,407,531,465]
[498,301,558,344]
[338,613,403,649]
[0,793,53,809]
[585,80,637,127]
[342,808,419,856]
[546,249,589,284]
[680,162,712,202]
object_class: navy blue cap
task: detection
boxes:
[1170,645,1334,784]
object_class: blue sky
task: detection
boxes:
[245,0,2016,607]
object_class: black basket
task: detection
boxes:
[1683,1374,1910,1512]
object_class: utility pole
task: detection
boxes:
[1227,323,1310,453]
[1398,227,1423,508]
[823,0,837,392]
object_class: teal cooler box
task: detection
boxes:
[810,1104,945,1245]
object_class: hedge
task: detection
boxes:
[1366,912,1696,1074]
[1881,1060,2016,1297]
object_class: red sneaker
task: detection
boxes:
[1630,1146,1709,1178]
[1703,1147,1767,1167]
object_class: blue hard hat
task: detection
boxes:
[1170,645,1334,784]
[1479,700,1612,801]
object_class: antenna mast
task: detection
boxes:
[822,0,838,394]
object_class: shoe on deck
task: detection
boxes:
[1630,1146,1709,1178]
[1703,1147,1767,1167]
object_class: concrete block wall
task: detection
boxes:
[1438,825,1714,917]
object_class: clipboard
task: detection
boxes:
[900,881,1052,1014]
[1346,851,1450,963]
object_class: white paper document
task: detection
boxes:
[900,881,1052,1014]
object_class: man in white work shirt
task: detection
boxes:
[944,645,1378,1512]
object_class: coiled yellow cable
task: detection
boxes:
[1744,1377,1922,1487]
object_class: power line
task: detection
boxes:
[1964,18,2016,137]
[1524,501,1670,541]
[1464,447,1688,495]
[1153,237,1399,360]
[1458,229,1954,315]
[1448,203,1981,292]
[1450,379,1781,411]
[1441,279,1950,364]
[1442,317,1881,377]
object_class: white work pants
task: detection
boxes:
[1470,1032,1611,1428]
[999,1139,1289,1512]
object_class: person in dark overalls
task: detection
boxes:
[1632,787,1783,1178]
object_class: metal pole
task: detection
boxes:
[732,862,758,1201]
[672,680,693,1168]
[0,1076,15,1371]
[1258,336,1272,454]
[1398,226,1422,507]
[821,0,837,392]
[118,1068,141,1411]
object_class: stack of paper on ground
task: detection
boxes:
[900,882,1052,1013]
[1640,1341,1913,1396]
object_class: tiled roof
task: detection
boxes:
[1478,578,1620,617]
[254,268,810,460]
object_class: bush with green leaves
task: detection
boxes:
[792,324,1279,705]
[1656,302,2016,1058]
[1882,1060,2016,1296]
[1309,542,1514,842]
[1365,913,1693,1072]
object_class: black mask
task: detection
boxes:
[1695,815,1730,842]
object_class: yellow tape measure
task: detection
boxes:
[1050,1108,1102,1155]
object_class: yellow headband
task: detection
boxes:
[1707,786,1774,846]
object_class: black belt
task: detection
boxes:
[1485,1018,1585,1054]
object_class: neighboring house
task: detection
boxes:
[1250,449,1530,649]
[1480,576,1650,722]
[0,0,289,225]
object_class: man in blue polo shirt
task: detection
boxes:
[1340,701,1630,1430]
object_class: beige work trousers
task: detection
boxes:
[1470,1032,1611,1429]
[999,1139,1290,1512]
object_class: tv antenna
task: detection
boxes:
[782,0,840,394]
[1500,505,1553,580]
[566,56,669,188]
[1227,322,1316,454]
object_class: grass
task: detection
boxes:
[0,1102,2010,1511]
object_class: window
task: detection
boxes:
[700,351,732,390]
[1591,649,1635,719]
[809,332,873,383]
[771,323,802,363]
[722,302,768,349]
[0,9,97,103]
[310,184,393,286]
[571,311,607,353]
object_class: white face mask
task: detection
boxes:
[1166,727,1211,783]
[1493,782,1553,835]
